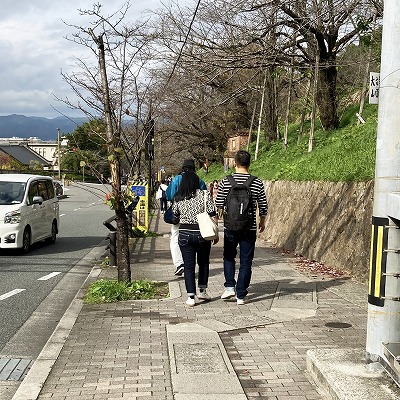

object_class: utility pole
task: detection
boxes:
[366,0,400,378]
[57,128,61,179]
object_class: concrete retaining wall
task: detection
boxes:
[260,180,374,282]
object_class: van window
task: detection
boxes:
[46,180,55,199]
[27,182,39,205]
[38,181,49,201]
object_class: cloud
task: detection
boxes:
[0,0,162,118]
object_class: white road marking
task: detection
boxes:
[0,289,26,301]
[37,272,62,281]
[60,213,66,217]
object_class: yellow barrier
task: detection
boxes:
[130,180,148,232]
[368,216,389,307]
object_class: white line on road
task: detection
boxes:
[0,289,26,301]
[37,272,62,281]
[60,213,66,217]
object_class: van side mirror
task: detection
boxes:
[32,196,44,205]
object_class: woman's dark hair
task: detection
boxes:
[173,170,200,201]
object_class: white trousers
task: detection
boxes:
[170,223,184,268]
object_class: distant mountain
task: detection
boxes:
[0,114,88,141]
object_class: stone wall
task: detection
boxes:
[260,180,374,282]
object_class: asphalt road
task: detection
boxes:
[0,182,114,359]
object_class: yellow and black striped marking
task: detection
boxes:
[368,216,389,307]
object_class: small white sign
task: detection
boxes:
[369,72,380,104]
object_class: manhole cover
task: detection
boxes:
[325,322,352,329]
[0,358,32,381]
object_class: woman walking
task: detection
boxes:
[172,170,219,306]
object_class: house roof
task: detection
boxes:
[227,130,249,138]
[0,144,50,166]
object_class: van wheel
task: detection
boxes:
[46,221,57,244]
[22,228,31,253]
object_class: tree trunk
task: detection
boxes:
[116,209,131,282]
[283,63,294,150]
[255,72,267,161]
[309,53,320,152]
[298,76,311,143]
[317,60,339,130]
[263,68,278,143]
[92,30,131,282]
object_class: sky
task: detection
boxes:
[0,0,162,119]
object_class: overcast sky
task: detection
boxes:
[0,1,163,119]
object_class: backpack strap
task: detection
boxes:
[243,175,255,188]
[227,175,255,188]
[227,175,237,188]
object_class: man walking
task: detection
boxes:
[166,159,207,275]
[215,150,268,304]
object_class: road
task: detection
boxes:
[0,182,113,361]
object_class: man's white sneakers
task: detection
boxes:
[221,288,236,300]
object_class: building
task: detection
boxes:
[0,137,59,171]
[224,130,250,169]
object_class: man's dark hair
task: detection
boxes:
[174,170,200,201]
[235,150,251,168]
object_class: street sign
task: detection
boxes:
[369,72,380,104]
[131,185,146,197]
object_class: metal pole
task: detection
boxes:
[366,0,400,366]
[109,231,116,267]
[57,128,61,179]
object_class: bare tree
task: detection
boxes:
[60,2,155,281]
[152,0,379,132]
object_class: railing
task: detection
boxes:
[103,211,134,267]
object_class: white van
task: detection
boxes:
[0,174,59,253]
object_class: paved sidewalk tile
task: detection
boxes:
[36,214,383,399]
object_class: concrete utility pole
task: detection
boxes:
[57,128,61,180]
[366,0,400,377]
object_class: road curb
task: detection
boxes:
[11,244,105,400]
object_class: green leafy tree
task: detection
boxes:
[63,119,109,179]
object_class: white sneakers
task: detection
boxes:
[185,289,246,306]
[185,297,195,307]
[236,297,245,305]
[198,290,211,300]
[185,290,211,306]
[221,288,246,304]
[221,288,236,300]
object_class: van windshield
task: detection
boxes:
[0,181,26,205]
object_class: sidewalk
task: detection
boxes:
[14,213,400,399]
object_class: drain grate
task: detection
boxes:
[0,358,33,381]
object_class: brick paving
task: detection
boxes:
[36,213,373,399]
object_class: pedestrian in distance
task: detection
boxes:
[210,180,219,206]
[215,150,268,305]
[172,170,219,306]
[156,178,168,213]
[165,159,207,276]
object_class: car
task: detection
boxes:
[53,180,64,196]
[0,174,59,253]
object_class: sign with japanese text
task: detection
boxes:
[130,181,148,231]
[369,72,380,104]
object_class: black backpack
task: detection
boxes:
[223,175,255,231]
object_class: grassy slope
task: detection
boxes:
[198,104,378,183]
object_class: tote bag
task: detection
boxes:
[196,191,219,240]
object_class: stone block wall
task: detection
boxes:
[260,180,374,282]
